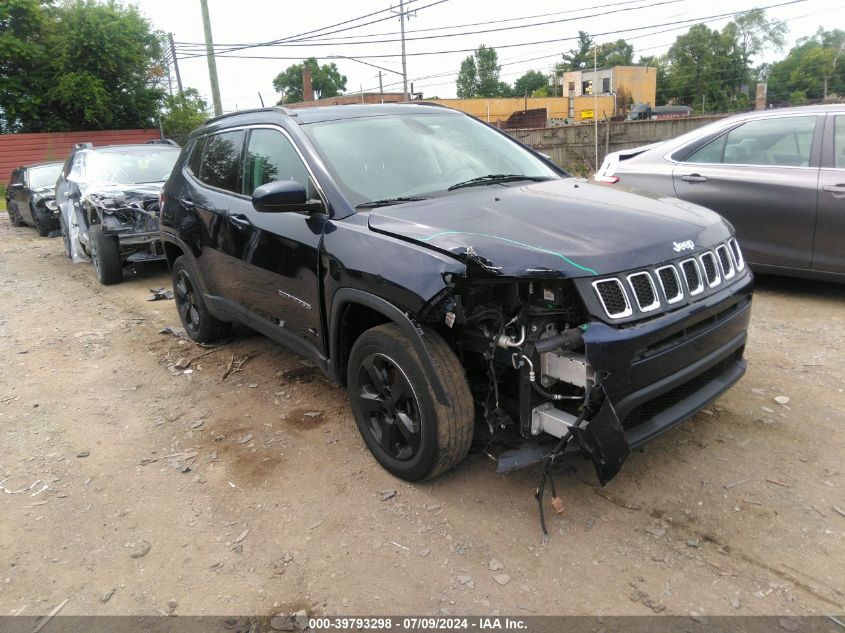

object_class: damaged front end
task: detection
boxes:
[419,233,752,499]
[63,185,166,264]
[426,271,630,487]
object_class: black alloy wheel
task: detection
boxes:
[174,268,201,333]
[357,353,422,461]
[171,256,231,343]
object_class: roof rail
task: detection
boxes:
[413,101,449,108]
[203,106,297,126]
[74,142,94,150]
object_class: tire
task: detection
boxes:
[347,323,474,481]
[89,224,123,285]
[6,202,24,227]
[172,255,231,343]
[58,213,73,259]
[31,205,50,237]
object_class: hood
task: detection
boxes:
[367,179,731,278]
[31,185,56,199]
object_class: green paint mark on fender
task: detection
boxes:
[418,230,598,276]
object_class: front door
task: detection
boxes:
[672,114,821,270]
[815,114,845,275]
[228,126,327,355]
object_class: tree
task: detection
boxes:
[733,9,787,68]
[0,1,53,133]
[272,57,346,104]
[455,45,510,98]
[161,88,209,144]
[456,56,478,98]
[559,31,594,71]
[595,39,634,67]
[0,0,164,132]
[767,29,845,104]
[513,70,547,97]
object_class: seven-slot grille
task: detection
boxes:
[591,240,745,320]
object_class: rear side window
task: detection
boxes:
[187,137,204,175]
[198,130,245,192]
[242,128,317,198]
[686,116,816,167]
[835,116,845,169]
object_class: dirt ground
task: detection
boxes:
[0,213,843,619]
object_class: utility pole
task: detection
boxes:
[168,32,183,93]
[199,0,222,115]
[594,45,598,173]
[378,71,383,95]
[391,0,411,102]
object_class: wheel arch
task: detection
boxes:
[329,288,451,406]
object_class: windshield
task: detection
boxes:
[28,163,62,189]
[303,112,559,206]
[76,148,179,185]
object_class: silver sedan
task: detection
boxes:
[596,104,845,282]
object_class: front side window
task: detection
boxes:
[198,130,245,192]
[303,113,558,207]
[242,128,316,199]
[686,116,816,167]
[835,116,845,169]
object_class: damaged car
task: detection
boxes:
[5,161,63,236]
[160,105,753,504]
[56,143,180,284]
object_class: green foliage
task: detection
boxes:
[595,39,634,67]
[659,10,787,112]
[767,29,845,104]
[161,88,209,144]
[272,57,347,103]
[0,0,165,132]
[559,31,594,71]
[513,70,548,97]
[455,45,510,98]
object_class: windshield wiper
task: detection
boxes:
[447,174,552,191]
[355,196,430,209]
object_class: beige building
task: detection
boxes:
[556,66,657,118]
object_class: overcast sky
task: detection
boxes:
[135,0,844,112]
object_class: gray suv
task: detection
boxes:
[596,105,845,282]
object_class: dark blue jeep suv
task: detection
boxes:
[159,104,752,486]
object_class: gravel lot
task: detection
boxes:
[1,214,843,618]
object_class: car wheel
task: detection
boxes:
[172,255,231,343]
[347,323,474,481]
[31,205,50,237]
[6,202,24,227]
[89,224,123,285]
[58,213,73,259]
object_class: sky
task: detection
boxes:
[135,0,845,112]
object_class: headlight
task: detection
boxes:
[45,199,58,211]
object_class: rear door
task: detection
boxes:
[815,113,845,275]
[671,114,822,270]
[227,126,328,355]
[185,129,246,309]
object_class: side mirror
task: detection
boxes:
[8,182,24,190]
[252,180,308,213]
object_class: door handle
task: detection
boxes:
[680,174,708,183]
[822,184,845,196]
[229,213,252,229]
[179,197,194,209]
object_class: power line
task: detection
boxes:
[182,0,807,63]
[176,0,448,58]
[173,0,677,49]
[176,0,690,52]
